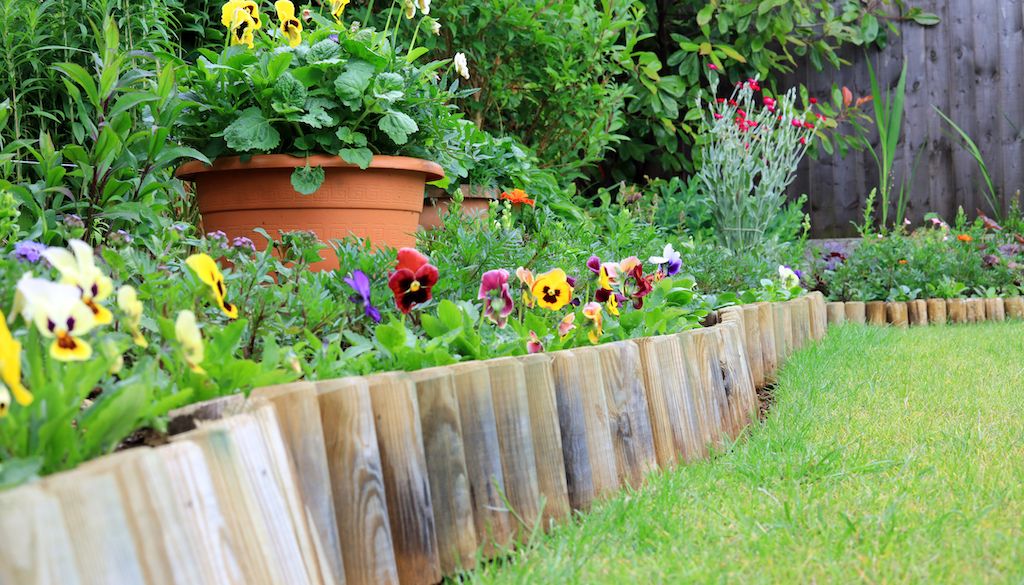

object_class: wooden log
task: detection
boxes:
[250,382,346,585]
[711,321,758,434]
[789,299,811,351]
[844,301,867,324]
[635,335,702,467]
[167,393,245,435]
[926,298,948,325]
[772,302,793,364]
[157,441,248,585]
[907,299,928,326]
[675,331,722,457]
[966,298,986,323]
[446,362,514,554]
[366,373,442,585]
[866,301,887,325]
[550,348,619,511]
[515,354,572,528]
[407,369,476,575]
[806,291,828,341]
[756,303,778,383]
[317,378,400,585]
[0,484,82,585]
[595,341,658,488]
[740,305,765,388]
[483,357,544,536]
[172,408,320,585]
[826,302,846,325]
[886,301,909,328]
[1005,297,1024,319]
[947,298,967,323]
[985,297,1006,322]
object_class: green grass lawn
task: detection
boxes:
[465,323,1024,584]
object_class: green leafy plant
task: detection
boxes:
[933,106,1002,219]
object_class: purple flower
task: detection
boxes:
[998,243,1024,257]
[206,230,229,249]
[478,269,514,328]
[344,270,381,323]
[169,223,188,234]
[586,255,601,274]
[232,236,256,251]
[63,214,84,230]
[11,240,46,264]
[329,33,339,43]
[982,254,1000,269]
[109,229,133,246]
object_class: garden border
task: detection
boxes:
[0,291,878,585]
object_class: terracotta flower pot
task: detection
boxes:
[176,154,444,271]
[419,184,498,230]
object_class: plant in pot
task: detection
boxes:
[419,120,532,229]
[174,0,472,270]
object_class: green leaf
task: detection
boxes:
[437,300,464,330]
[716,44,747,63]
[375,319,408,354]
[334,60,376,108]
[696,4,715,27]
[405,47,429,63]
[339,147,373,169]
[273,72,307,110]
[299,97,337,128]
[911,12,940,26]
[221,107,280,152]
[336,127,368,147]
[291,163,325,195]
[378,110,418,145]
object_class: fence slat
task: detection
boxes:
[756,303,778,382]
[948,298,967,323]
[0,484,81,585]
[844,301,867,324]
[316,378,400,585]
[595,341,658,488]
[635,335,701,466]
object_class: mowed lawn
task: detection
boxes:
[464,322,1024,584]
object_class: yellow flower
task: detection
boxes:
[330,0,350,20]
[606,293,620,316]
[117,285,148,348]
[416,0,431,15]
[516,266,536,308]
[42,239,114,325]
[175,310,206,374]
[598,263,617,291]
[228,5,259,48]
[275,0,302,47]
[222,0,261,29]
[185,254,239,319]
[403,0,416,19]
[582,301,603,344]
[531,268,573,311]
[0,310,31,416]
[17,277,96,361]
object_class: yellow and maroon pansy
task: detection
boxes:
[275,0,302,47]
[42,239,114,325]
[17,277,96,361]
[531,268,573,311]
[185,254,239,319]
[0,310,31,416]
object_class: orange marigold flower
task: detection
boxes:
[500,189,535,206]
[957,234,973,242]
[898,259,908,265]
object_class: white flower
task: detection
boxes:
[648,243,681,266]
[416,0,430,15]
[453,52,470,80]
[175,310,205,374]
[778,265,800,289]
[430,19,441,35]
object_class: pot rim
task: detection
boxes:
[176,153,445,182]
[425,184,500,201]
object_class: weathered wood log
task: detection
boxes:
[985,297,1005,322]
[167,393,245,435]
[947,298,967,323]
[445,362,513,555]
[0,484,81,585]
[926,298,948,325]
[1005,296,1024,319]
[866,301,887,325]
[595,342,658,488]
[250,382,346,584]
[886,301,909,328]
[756,303,779,383]
[826,302,846,325]
[772,302,793,364]
[408,368,477,574]
[683,328,733,444]
[549,349,619,511]
[317,378,400,585]
[844,301,867,324]
[482,357,543,538]
[635,335,702,466]
[515,354,572,528]
[966,298,986,323]
[907,299,928,326]
[711,321,758,434]
[365,373,442,585]
[789,298,811,351]
[740,305,765,388]
[806,291,828,341]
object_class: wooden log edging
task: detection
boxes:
[18,292,1014,585]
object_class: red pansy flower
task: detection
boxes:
[388,247,439,313]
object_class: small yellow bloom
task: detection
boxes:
[582,302,603,344]
[606,293,620,316]
[618,256,641,274]
[17,277,96,361]
[222,0,261,29]
[403,0,416,19]
[43,239,114,325]
[531,268,573,311]
[516,266,536,308]
[186,254,239,319]
[0,310,31,414]
[175,310,206,374]
[598,263,618,291]
[117,285,148,348]
[228,6,258,48]
[275,0,302,47]
[416,0,431,15]
[330,0,350,20]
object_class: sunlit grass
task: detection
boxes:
[465,323,1024,583]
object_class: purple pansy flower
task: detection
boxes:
[478,269,514,328]
[344,270,381,323]
[586,255,601,274]
[12,240,46,264]
[649,244,682,277]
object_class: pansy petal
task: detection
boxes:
[396,248,429,272]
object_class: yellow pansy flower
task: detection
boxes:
[42,239,114,325]
[606,293,620,316]
[531,268,573,311]
[403,0,416,19]
[17,277,96,361]
[222,0,261,29]
[185,253,239,319]
[0,310,31,416]
[582,302,603,344]
[117,285,148,348]
[330,0,350,20]
[275,0,302,47]
[175,310,206,374]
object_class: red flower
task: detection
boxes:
[799,137,807,145]
[708,63,719,70]
[626,264,653,309]
[809,97,818,104]
[388,248,439,313]
[713,113,723,119]
[716,98,726,104]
